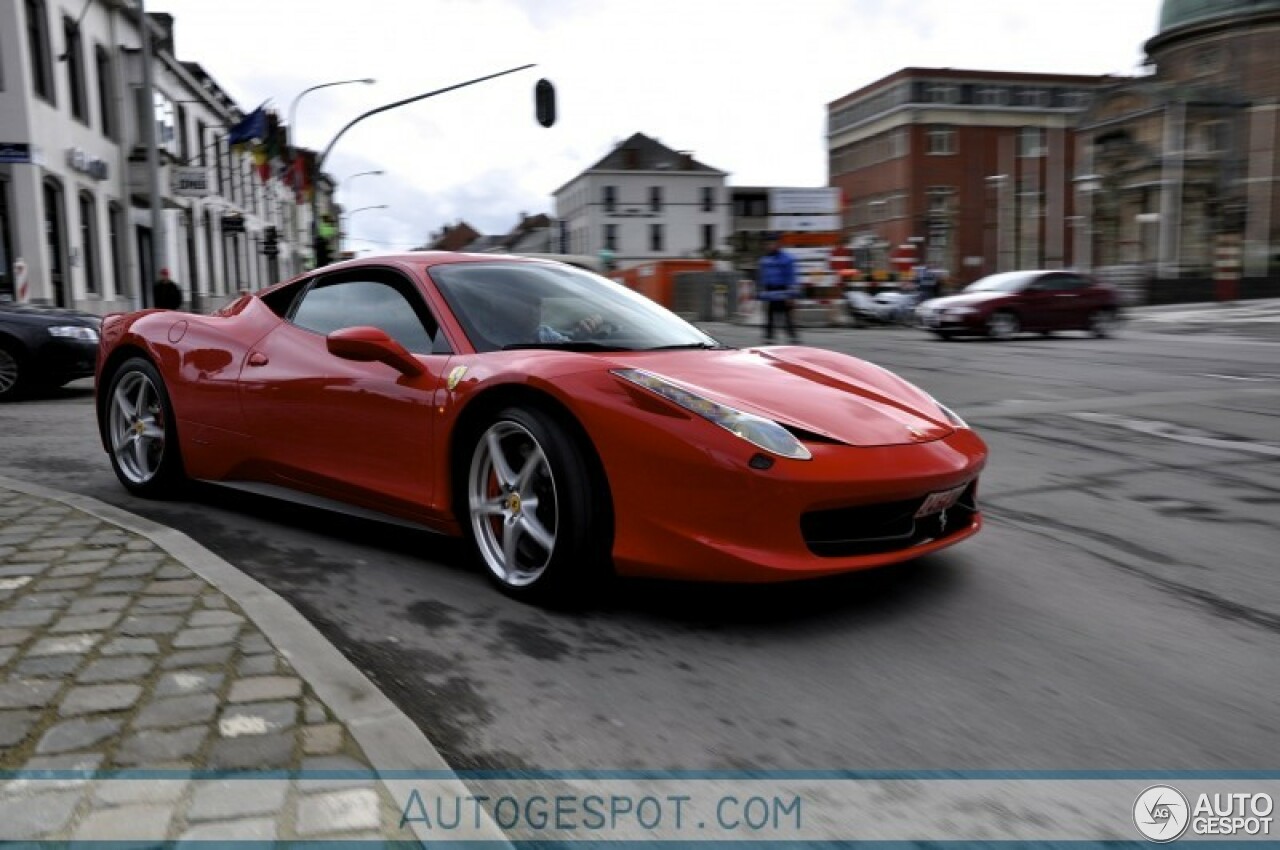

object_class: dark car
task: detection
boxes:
[915,270,1121,340]
[0,299,103,400]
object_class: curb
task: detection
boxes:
[0,473,511,845]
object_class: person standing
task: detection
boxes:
[153,268,182,310]
[757,234,801,344]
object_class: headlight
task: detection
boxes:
[946,307,978,315]
[613,368,812,460]
[930,395,968,428]
[48,326,100,342]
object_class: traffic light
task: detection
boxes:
[535,79,556,128]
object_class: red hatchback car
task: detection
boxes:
[916,270,1122,340]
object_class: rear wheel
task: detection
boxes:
[465,406,608,603]
[105,358,185,497]
[987,310,1020,340]
[0,344,26,401]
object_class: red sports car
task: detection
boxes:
[95,253,987,601]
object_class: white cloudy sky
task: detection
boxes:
[148,0,1164,254]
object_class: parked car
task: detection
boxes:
[96,252,987,603]
[915,270,1121,340]
[0,299,102,401]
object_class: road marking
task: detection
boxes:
[1070,411,1280,457]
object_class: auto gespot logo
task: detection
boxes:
[1134,785,1274,841]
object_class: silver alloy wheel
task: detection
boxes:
[988,312,1018,340]
[468,420,559,587]
[0,349,17,395]
[108,371,167,484]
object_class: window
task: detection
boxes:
[925,84,957,104]
[701,186,715,212]
[702,224,715,253]
[108,202,124,298]
[1199,121,1227,153]
[1019,127,1046,157]
[649,186,663,212]
[926,125,956,155]
[649,223,664,252]
[197,121,207,166]
[95,45,115,139]
[976,87,1007,106]
[1015,88,1048,107]
[603,185,616,213]
[291,277,439,354]
[78,192,99,295]
[177,104,189,162]
[26,0,54,103]
[604,223,618,251]
[1062,91,1092,110]
[889,126,909,158]
[64,17,87,122]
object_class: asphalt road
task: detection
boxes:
[2,307,1278,771]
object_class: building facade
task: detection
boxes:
[1075,0,1280,299]
[1,2,312,314]
[827,68,1115,285]
[552,133,730,270]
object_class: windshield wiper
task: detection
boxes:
[501,341,635,352]
[641,342,730,351]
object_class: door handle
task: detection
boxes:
[247,351,269,367]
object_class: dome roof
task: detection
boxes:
[1158,0,1280,33]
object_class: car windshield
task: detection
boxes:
[428,261,724,353]
[965,272,1037,293]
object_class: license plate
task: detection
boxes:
[915,484,967,518]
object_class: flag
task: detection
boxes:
[284,151,313,203]
[227,105,267,150]
[251,144,270,183]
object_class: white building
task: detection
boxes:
[552,133,730,269]
[1,2,306,314]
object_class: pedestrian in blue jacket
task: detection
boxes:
[757,235,801,344]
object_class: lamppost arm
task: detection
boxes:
[317,64,534,170]
[288,78,376,145]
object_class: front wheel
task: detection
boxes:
[1088,308,1119,338]
[465,406,609,602]
[987,310,1020,340]
[105,358,185,497]
[0,344,26,402]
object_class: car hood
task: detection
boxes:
[609,347,953,447]
[926,291,1011,310]
[0,303,102,327]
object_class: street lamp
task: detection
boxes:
[344,204,389,218]
[340,170,385,203]
[287,78,375,267]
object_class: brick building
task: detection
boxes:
[827,68,1115,286]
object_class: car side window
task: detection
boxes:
[1043,274,1086,291]
[290,275,442,355]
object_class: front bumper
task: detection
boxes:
[30,337,99,385]
[917,308,986,332]
[599,420,988,583]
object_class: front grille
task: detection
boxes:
[800,484,977,557]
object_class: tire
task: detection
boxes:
[987,310,1020,340]
[103,358,185,497]
[0,343,28,402]
[1088,308,1118,338]
[463,406,609,603]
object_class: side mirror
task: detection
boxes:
[326,326,424,377]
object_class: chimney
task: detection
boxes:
[679,151,695,169]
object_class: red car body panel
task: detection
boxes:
[97,252,988,582]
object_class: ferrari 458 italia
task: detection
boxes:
[96,253,987,601]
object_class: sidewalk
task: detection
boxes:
[0,476,501,842]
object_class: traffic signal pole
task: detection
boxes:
[308,64,538,268]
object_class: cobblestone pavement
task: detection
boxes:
[0,483,419,841]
